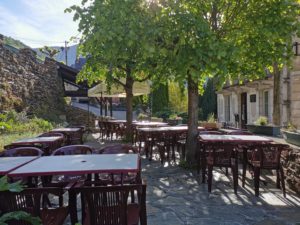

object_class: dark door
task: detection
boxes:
[241,93,247,128]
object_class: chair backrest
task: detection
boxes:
[98,144,138,154]
[0,187,64,225]
[52,145,93,155]
[249,143,290,168]
[1,147,43,157]
[70,184,146,225]
[38,132,65,138]
[227,130,253,135]
[199,131,223,135]
[205,142,238,166]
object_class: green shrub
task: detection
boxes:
[137,113,149,121]
[207,113,216,123]
[255,116,268,126]
[0,122,12,133]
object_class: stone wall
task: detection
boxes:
[0,37,66,121]
[282,148,300,195]
[65,105,98,129]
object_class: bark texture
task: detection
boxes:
[273,62,281,126]
[125,74,134,141]
[186,74,199,165]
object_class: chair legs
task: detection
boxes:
[280,166,286,198]
[207,165,213,193]
[253,167,261,197]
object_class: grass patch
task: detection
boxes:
[0,132,41,151]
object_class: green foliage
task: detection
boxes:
[286,122,297,132]
[3,36,28,49]
[207,113,216,123]
[199,79,217,121]
[0,176,41,225]
[0,176,24,192]
[38,46,60,59]
[153,108,173,121]
[169,114,182,120]
[0,211,41,225]
[168,82,188,113]
[137,113,149,121]
[0,111,53,134]
[152,84,169,114]
[255,116,268,126]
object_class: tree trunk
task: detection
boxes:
[125,75,134,141]
[186,74,199,165]
[273,62,281,126]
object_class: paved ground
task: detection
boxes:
[65,134,300,225]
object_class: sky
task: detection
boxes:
[0,0,81,48]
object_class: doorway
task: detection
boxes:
[241,93,247,128]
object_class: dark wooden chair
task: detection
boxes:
[0,147,43,187]
[69,183,147,225]
[95,144,141,185]
[204,142,239,194]
[67,125,85,144]
[0,187,68,225]
[226,130,253,135]
[43,145,94,205]
[0,147,43,157]
[243,143,290,197]
[52,145,93,155]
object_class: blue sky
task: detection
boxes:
[0,0,81,48]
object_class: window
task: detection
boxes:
[250,94,256,102]
[225,95,231,122]
[264,91,269,117]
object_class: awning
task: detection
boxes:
[88,79,150,98]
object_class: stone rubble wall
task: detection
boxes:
[282,148,300,195]
[0,40,66,121]
[65,104,98,129]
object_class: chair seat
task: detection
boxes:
[83,203,140,225]
[41,206,69,225]
[127,203,140,225]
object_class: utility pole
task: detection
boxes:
[64,41,68,65]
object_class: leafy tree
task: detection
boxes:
[158,0,300,164]
[66,0,160,139]
[151,83,169,114]
[199,79,217,121]
[168,82,187,113]
[38,46,59,59]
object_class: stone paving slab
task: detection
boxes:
[63,134,300,225]
[142,158,300,225]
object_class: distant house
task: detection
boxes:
[217,39,300,129]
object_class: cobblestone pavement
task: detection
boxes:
[64,135,300,225]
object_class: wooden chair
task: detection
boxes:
[0,187,68,225]
[69,183,147,225]
[67,125,85,144]
[52,145,93,156]
[226,130,253,135]
[243,143,290,197]
[0,147,43,157]
[38,132,65,154]
[94,144,141,185]
[43,145,94,205]
[205,142,239,194]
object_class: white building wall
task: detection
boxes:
[247,89,259,124]
[217,94,225,122]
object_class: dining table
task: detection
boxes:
[0,156,38,175]
[51,127,83,144]
[8,154,140,177]
[198,134,273,183]
[10,136,64,155]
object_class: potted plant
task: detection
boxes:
[199,113,218,129]
[282,122,300,146]
[167,114,183,125]
[246,116,281,136]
